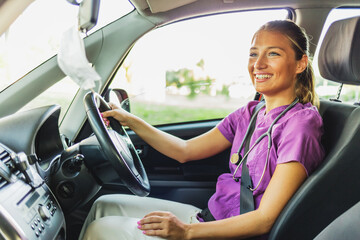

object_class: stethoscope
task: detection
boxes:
[232,98,299,191]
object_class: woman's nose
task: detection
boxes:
[254,55,267,70]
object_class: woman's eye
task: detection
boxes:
[249,52,257,57]
[269,52,280,56]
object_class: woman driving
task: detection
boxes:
[79,20,325,240]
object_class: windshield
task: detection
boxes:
[0,0,134,92]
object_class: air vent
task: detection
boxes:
[0,149,11,165]
[0,149,12,189]
[0,147,23,189]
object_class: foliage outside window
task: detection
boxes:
[110,10,289,125]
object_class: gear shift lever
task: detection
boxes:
[11,152,43,188]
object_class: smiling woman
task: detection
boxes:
[248,20,316,112]
[0,1,359,240]
[249,30,301,103]
[79,19,325,240]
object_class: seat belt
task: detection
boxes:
[240,100,265,214]
[199,100,265,221]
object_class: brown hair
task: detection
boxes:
[255,20,319,108]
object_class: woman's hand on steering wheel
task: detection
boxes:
[102,102,135,128]
[83,92,150,197]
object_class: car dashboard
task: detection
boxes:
[0,105,68,240]
[0,103,107,240]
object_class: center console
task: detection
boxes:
[0,144,65,240]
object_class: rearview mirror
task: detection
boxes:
[66,0,100,32]
[79,0,100,32]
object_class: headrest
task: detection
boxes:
[318,16,360,85]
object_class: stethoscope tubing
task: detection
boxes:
[232,98,299,191]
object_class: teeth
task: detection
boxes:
[255,74,272,79]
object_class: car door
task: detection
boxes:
[129,120,228,209]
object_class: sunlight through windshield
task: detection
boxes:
[0,0,133,92]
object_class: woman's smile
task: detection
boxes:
[254,73,273,82]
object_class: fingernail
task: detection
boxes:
[137,221,140,224]
[100,113,103,116]
[137,225,141,229]
[142,231,146,234]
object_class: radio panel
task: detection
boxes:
[0,144,65,240]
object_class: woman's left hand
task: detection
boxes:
[137,211,190,240]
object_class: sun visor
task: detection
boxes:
[0,0,34,36]
[318,16,360,85]
[146,0,197,13]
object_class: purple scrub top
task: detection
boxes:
[208,100,325,220]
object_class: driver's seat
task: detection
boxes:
[268,16,360,240]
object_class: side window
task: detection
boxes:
[110,10,289,125]
[314,8,360,103]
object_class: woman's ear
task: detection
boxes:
[296,54,308,74]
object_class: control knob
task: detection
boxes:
[38,204,51,221]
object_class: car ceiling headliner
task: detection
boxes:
[128,0,359,55]
[131,0,360,15]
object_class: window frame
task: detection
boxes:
[106,8,292,126]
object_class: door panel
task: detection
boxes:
[102,119,230,209]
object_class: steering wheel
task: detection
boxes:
[83,91,150,197]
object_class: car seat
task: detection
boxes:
[314,200,360,239]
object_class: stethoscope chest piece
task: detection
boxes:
[230,153,241,165]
